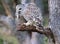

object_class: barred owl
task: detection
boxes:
[22,3,43,28]
[16,2,43,29]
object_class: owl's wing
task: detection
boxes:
[22,3,43,25]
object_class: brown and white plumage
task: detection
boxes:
[22,2,43,27]
[16,0,43,29]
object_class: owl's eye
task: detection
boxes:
[19,8,22,10]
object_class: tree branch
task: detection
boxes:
[17,24,55,43]
[17,24,52,36]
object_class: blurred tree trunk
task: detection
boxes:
[31,32,44,44]
[1,0,12,17]
[49,0,60,44]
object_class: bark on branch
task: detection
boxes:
[17,24,52,37]
[17,24,55,43]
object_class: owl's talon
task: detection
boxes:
[23,23,26,25]
[23,20,33,26]
[23,23,30,26]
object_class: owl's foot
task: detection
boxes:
[23,21,33,26]
[23,23,29,26]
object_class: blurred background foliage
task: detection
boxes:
[42,0,48,13]
[0,23,19,44]
[0,0,48,15]
[0,0,48,44]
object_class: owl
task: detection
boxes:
[16,2,43,29]
[21,3,43,29]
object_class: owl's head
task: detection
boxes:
[15,4,25,19]
[16,4,22,15]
